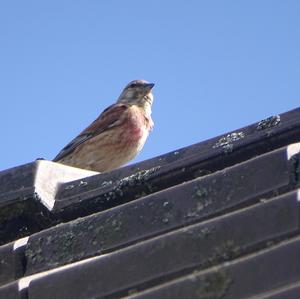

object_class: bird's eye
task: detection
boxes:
[129,83,138,88]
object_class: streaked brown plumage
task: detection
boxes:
[53,80,154,172]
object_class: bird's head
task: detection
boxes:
[117,80,154,115]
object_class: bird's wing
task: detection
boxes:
[53,103,128,162]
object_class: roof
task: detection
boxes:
[1,107,300,298]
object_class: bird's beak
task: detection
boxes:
[144,83,155,91]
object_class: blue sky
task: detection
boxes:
[1,1,300,171]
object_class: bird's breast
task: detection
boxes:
[122,106,152,146]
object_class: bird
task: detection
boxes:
[53,80,154,173]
